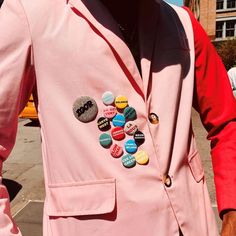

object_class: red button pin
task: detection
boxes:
[110,144,123,158]
[111,127,125,141]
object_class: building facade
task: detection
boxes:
[185,0,236,40]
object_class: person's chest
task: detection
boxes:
[25,0,191,102]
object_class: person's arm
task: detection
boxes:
[183,7,236,235]
[0,0,35,235]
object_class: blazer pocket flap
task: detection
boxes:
[46,178,116,216]
[188,151,204,183]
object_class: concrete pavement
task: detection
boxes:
[3,119,44,216]
[2,110,222,235]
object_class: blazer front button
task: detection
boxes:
[163,174,172,188]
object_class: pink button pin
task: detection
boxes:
[103,106,117,119]
[110,144,123,158]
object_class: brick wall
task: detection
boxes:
[199,0,216,39]
[217,10,236,19]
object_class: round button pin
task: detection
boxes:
[134,150,149,165]
[103,106,117,119]
[148,113,159,125]
[124,107,137,121]
[115,95,128,109]
[124,139,138,154]
[134,131,145,146]
[112,114,126,127]
[124,122,138,135]
[97,117,110,131]
[111,127,125,141]
[99,133,112,148]
[110,144,123,158]
[102,91,115,105]
[122,154,136,168]
[73,96,98,123]
[163,174,172,188]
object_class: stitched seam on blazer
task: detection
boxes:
[48,178,116,188]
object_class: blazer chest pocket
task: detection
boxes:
[188,150,205,183]
[46,178,116,217]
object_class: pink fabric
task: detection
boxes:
[0,0,225,235]
[47,179,116,216]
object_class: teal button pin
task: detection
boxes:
[124,107,137,121]
[99,133,112,148]
[122,154,136,168]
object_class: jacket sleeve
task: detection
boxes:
[184,7,236,218]
[0,0,35,234]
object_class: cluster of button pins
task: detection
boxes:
[98,91,149,168]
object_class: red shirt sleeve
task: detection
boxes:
[183,6,236,218]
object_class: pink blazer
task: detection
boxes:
[2,0,234,235]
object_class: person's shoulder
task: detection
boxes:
[156,2,191,50]
[228,67,236,82]
[180,6,212,50]
[228,67,236,73]
[159,1,194,30]
[158,1,192,28]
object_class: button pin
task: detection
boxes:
[97,117,110,131]
[115,95,128,109]
[99,133,112,148]
[124,139,138,154]
[148,113,159,125]
[134,150,149,165]
[103,105,117,119]
[122,154,136,168]
[111,127,125,141]
[134,131,145,146]
[102,91,115,105]
[110,144,123,158]
[124,107,137,121]
[73,96,98,123]
[124,122,138,135]
[112,114,126,127]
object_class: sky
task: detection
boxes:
[166,0,183,6]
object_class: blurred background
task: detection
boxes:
[166,0,183,5]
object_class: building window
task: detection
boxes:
[216,0,236,10]
[217,0,224,9]
[226,20,236,37]
[227,0,236,8]
[216,22,224,38]
[216,20,236,39]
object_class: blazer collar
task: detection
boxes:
[67,0,160,100]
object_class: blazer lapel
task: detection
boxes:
[68,0,145,100]
[139,0,160,99]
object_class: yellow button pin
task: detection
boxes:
[134,150,149,165]
[115,95,128,109]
